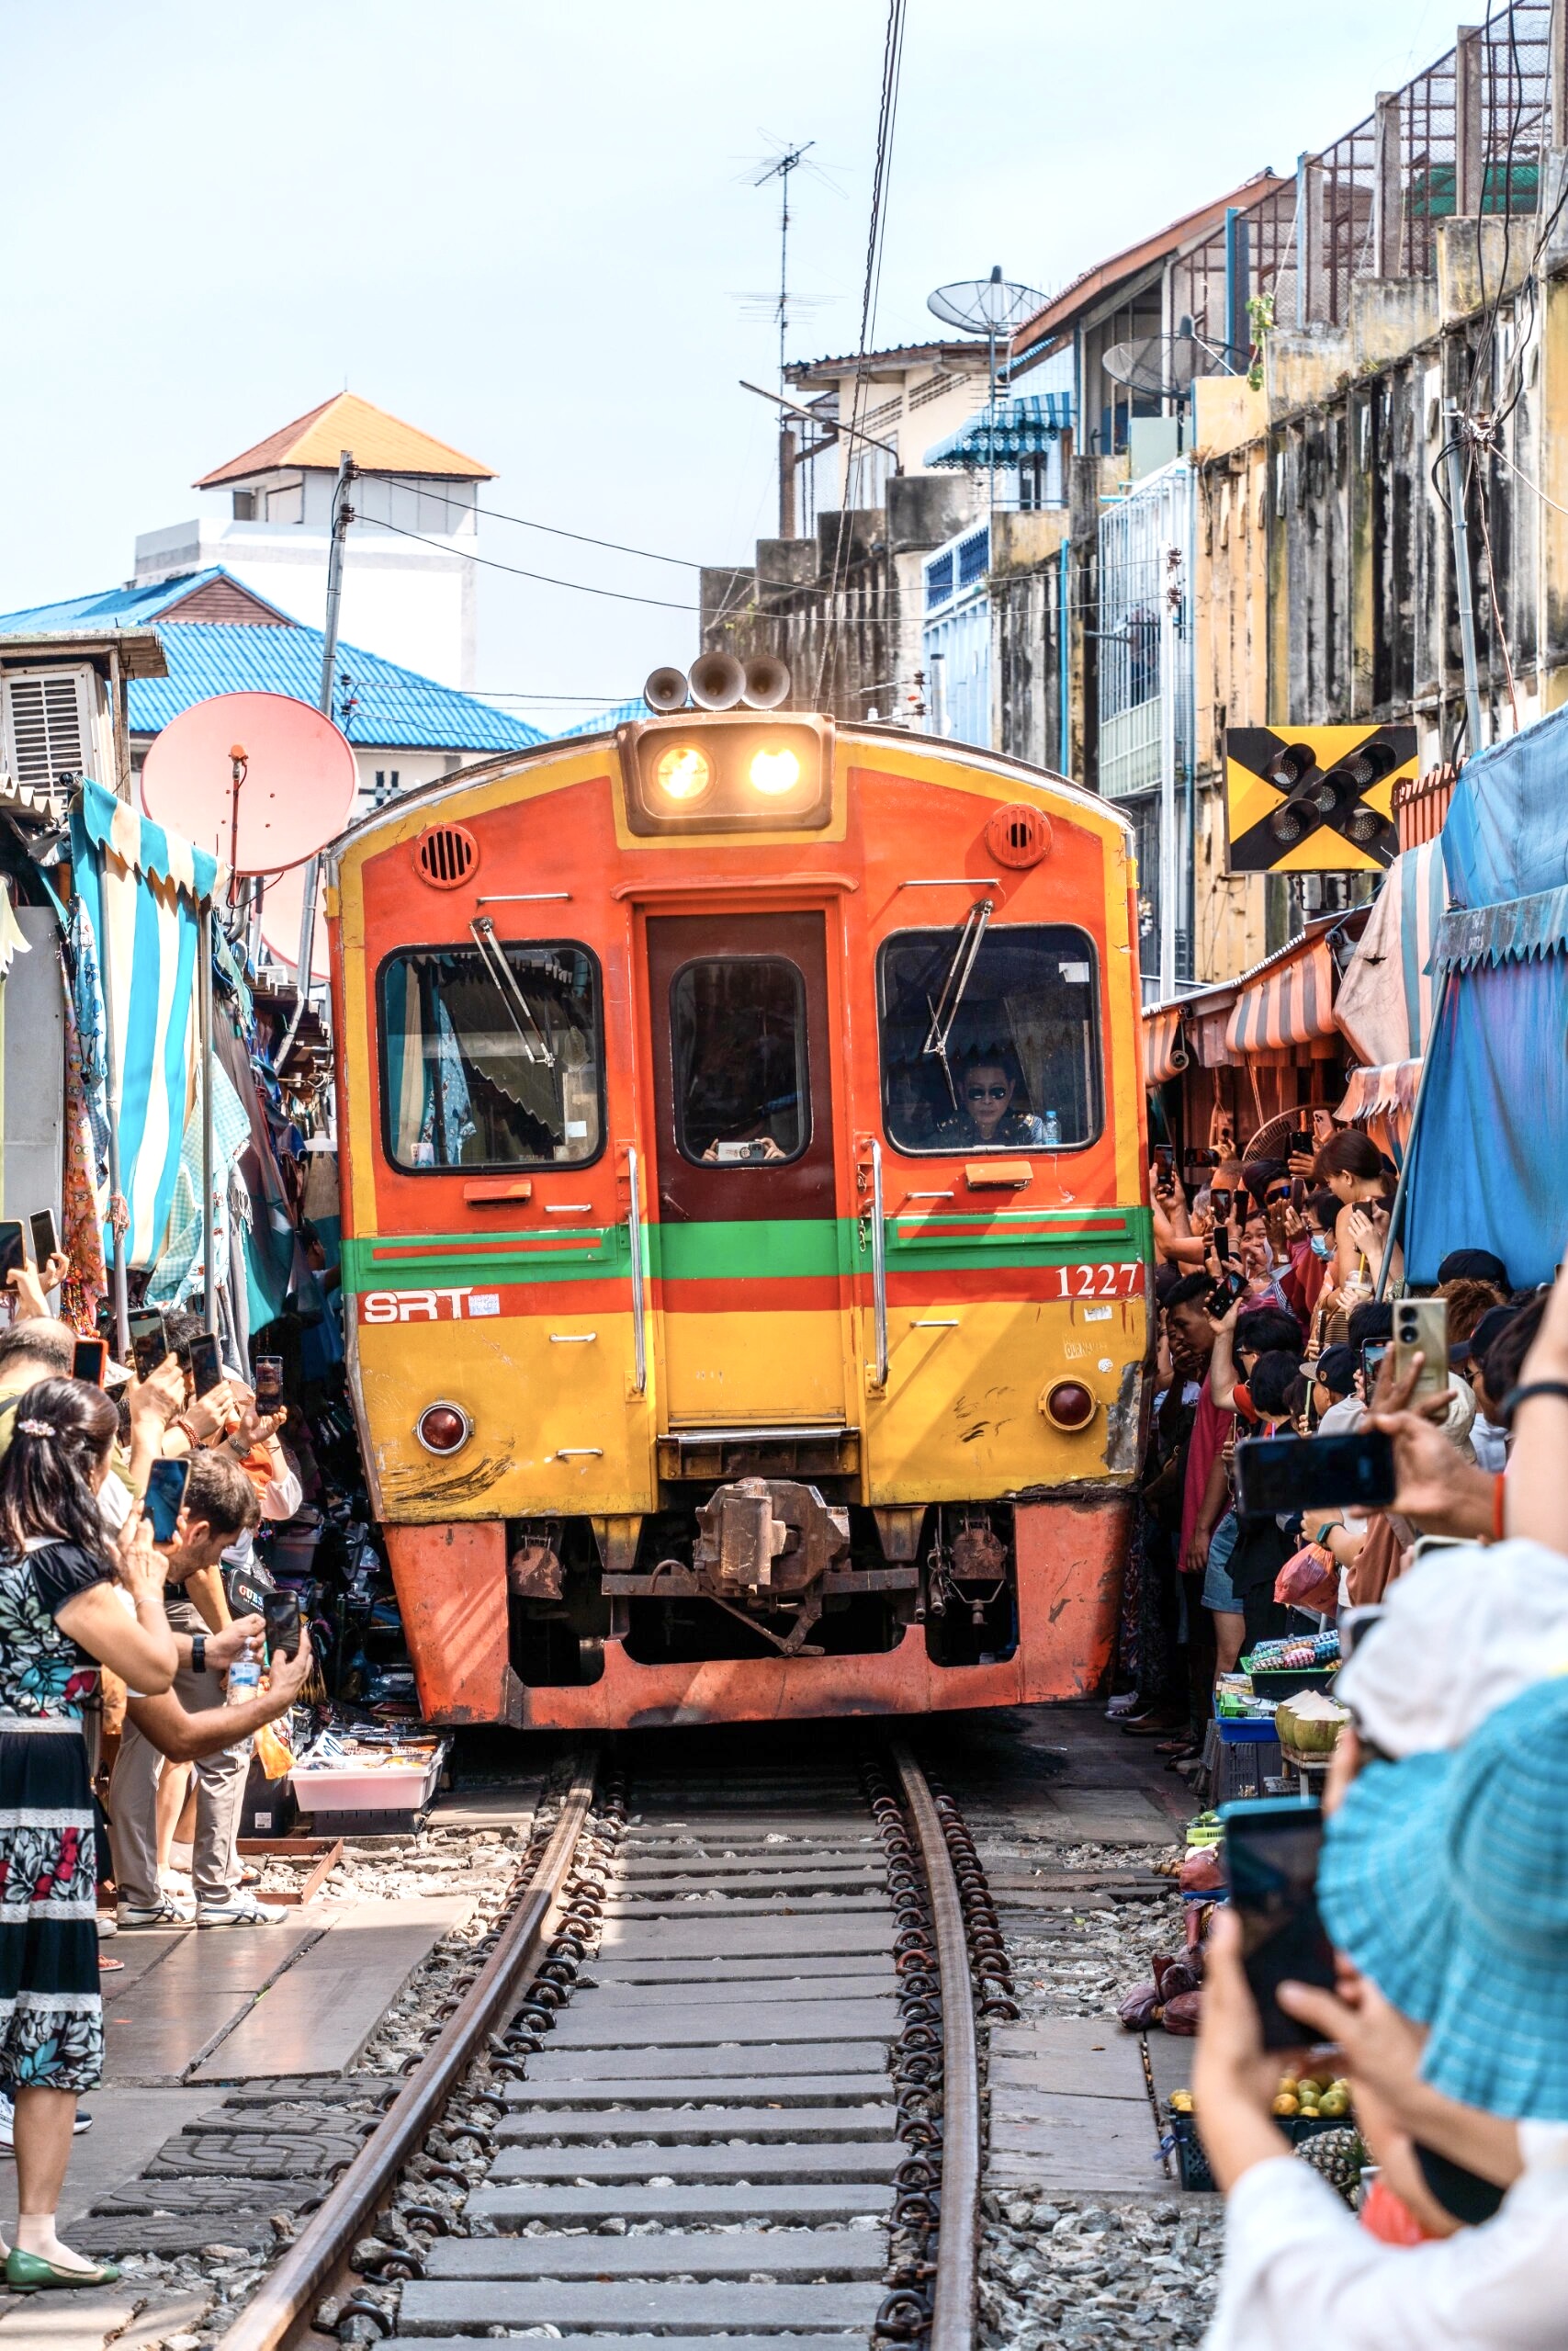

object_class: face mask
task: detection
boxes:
[1310,1233,1334,1260]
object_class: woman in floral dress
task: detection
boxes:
[0,1377,175,2293]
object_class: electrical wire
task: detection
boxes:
[354,511,703,611]
[364,478,706,570]
[814,0,909,708]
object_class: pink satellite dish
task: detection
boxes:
[141,691,357,876]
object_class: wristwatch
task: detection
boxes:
[191,1633,207,1675]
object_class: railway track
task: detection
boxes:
[216,1735,1010,2351]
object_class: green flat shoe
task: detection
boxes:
[5,2246,121,2291]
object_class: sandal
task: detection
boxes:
[6,2248,122,2291]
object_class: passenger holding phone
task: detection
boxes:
[0,1379,175,2292]
[109,1450,294,1931]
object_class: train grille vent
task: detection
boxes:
[412,823,479,888]
[985,802,1053,869]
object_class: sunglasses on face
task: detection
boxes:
[966,1084,1009,1101]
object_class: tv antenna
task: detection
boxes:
[755,140,816,391]
[1101,322,1220,451]
[927,266,1045,526]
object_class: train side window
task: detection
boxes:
[670,956,809,1166]
[877,924,1102,1154]
[379,942,604,1170]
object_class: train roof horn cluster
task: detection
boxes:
[645,652,791,713]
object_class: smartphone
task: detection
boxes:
[1211,1188,1233,1220]
[28,1209,59,1274]
[0,1222,26,1283]
[1393,1296,1450,1403]
[263,1588,303,1661]
[1233,1429,1396,1516]
[1152,1145,1175,1182]
[72,1336,107,1386]
[1360,1340,1391,1399]
[1223,1798,1337,2048]
[254,1353,285,1412]
[145,1457,190,1544]
[187,1332,224,1398]
[1288,1131,1314,1159]
[129,1306,167,1381]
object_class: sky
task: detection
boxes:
[2,0,1451,729]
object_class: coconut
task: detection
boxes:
[1280,1691,1351,1754]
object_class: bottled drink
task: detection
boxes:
[226,1656,262,1706]
[1043,1110,1062,1147]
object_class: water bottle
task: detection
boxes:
[226,1654,262,1706]
[1043,1109,1062,1147]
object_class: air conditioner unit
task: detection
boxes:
[0,665,117,800]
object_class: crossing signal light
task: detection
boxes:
[1224,725,1415,875]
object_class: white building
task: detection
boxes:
[132,391,492,691]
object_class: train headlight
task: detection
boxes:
[748,745,802,796]
[1041,1379,1097,1432]
[415,1401,471,1456]
[655,743,713,803]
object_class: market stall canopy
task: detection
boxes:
[1404,705,1568,1287]
[923,394,1073,468]
[1332,838,1448,1151]
[69,776,227,1270]
[1142,1002,1188,1088]
[1224,928,1338,1056]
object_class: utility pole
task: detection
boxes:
[1443,407,1485,757]
[278,447,354,1070]
[1157,541,1182,998]
[756,142,814,537]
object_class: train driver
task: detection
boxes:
[935,1057,1049,1150]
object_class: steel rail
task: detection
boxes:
[893,1740,979,2351]
[220,1747,600,2351]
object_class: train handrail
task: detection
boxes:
[870,1138,888,1389]
[626,1144,648,1396]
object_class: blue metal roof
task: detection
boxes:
[923,393,1074,469]
[546,697,647,740]
[0,570,544,755]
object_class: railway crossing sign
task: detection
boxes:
[1224,724,1417,875]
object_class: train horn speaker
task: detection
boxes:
[644,666,689,713]
[741,654,791,709]
[688,649,746,710]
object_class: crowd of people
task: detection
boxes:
[1131,1130,1567,2343]
[0,1258,309,2293]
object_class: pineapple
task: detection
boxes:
[1296,2126,1367,2206]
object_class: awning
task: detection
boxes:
[1432,884,1568,973]
[69,776,224,1271]
[1334,838,1448,1066]
[1142,1004,1187,1088]
[924,393,1073,469]
[1225,933,1337,1055]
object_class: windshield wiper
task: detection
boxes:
[468,916,557,1069]
[920,898,993,1106]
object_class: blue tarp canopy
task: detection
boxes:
[923,394,1073,468]
[1404,706,1568,1288]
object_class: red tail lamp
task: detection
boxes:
[415,1402,471,1455]
[1041,1379,1097,1431]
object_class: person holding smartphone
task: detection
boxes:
[0,1378,176,2291]
[109,1450,294,1931]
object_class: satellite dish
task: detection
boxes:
[928,266,1045,340]
[141,692,357,873]
[1101,334,1204,401]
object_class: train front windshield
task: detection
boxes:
[877,922,1102,1153]
[381,941,604,1170]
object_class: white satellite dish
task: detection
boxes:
[928,266,1045,341]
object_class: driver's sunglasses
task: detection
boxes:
[966,1084,1009,1101]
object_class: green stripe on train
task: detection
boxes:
[341,1206,1152,1294]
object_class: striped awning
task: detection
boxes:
[1338,1057,1423,1159]
[1224,933,1337,1055]
[1143,1004,1187,1088]
[69,777,223,1271]
[1335,838,1448,1066]
[923,393,1073,469]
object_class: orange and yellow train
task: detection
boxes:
[324,664,1153,1730]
